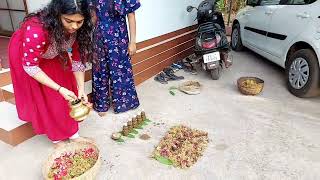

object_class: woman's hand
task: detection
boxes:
[78,88,88,103]
[59,87,77,102]
[78,89,92,108]
[127,13,137,57]
[128,42,137,56]
[91,10,97,26]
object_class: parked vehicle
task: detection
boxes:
[231,0,320,97]
[187,0,230,80]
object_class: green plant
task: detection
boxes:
[216,0,226,11]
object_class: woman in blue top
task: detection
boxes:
[89,0,141,116]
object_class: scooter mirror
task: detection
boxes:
[187,6,194,12]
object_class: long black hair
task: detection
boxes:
[24,0,93,64]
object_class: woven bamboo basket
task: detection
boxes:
[43,141,101,180]
[178,81,201,95]
[237,77,264,95]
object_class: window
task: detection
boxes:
[0,0,27,36]
[260,0,281,5]
[247,0,260,5]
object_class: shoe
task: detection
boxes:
[154,73,168,84]
[181,59,197,75]
[163,68,184,81]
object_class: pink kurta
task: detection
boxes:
[8,17,85,141]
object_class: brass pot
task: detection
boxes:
[69,99,91,122]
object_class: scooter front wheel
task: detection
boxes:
[209,65,222,80]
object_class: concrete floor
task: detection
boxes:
[0,50,320,180]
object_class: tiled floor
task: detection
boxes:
[1,84,13,93]
[0,101,26,131]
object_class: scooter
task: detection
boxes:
[187,0,230,80]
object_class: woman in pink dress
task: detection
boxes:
[8,0,93,147]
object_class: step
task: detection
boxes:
[0,102,35,146]
[0,66,92,146]
[0,69,92,104]
[0,68,11,87]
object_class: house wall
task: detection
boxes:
[26,0,200,42]
[25,0,200,85]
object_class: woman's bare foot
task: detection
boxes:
[53,141,68,149]
[98,112,107,117]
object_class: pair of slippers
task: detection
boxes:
[154,67,184,84]
[176,58,197,75]
[169,63,183,72]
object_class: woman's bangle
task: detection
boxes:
[57,86,62,92]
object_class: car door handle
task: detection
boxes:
[297,13,310,18]
[265,11,273,15]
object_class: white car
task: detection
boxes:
[231,0,320,97]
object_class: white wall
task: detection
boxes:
[135,0,201,42]
[26,0,50,13]
[26,0,202,42]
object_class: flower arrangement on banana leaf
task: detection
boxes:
[152,125,209,168]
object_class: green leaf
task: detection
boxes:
[142,122,148,126]
[136,126,143,129]
[127,134,135,138]
[169,90,175,96]
[116,138,125,143]
[155,155,173,166]
[131,129,138,134]
[145,119,151,122]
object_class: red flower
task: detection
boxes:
[60,170,68,177]
[54,174,62,180]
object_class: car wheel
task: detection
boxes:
[286,49,320,97]
[231,23,244,51]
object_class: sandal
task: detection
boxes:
[169,64,180,72]
[154,73,168,84]
[181,59,197,75]
[221,53,233,68]
[159,72,170,80]
[171,63,182,70]
[163,68,184,81]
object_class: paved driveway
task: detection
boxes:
[0,50,320,180]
